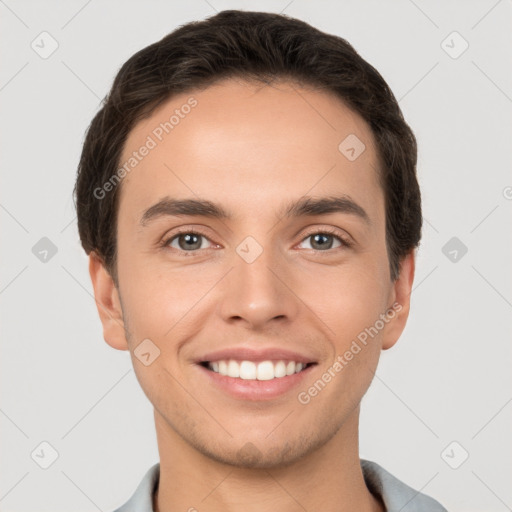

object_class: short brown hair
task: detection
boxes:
[74,9,421,285]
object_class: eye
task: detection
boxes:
[165,230,214,252]
[161,228,351,254]
[297,230,349,251]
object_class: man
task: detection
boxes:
[74,9,447,512]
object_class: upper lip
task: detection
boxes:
[196,347,318,364]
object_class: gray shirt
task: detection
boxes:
[113,459,448,512]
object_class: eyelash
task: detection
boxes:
[160,227,353,255]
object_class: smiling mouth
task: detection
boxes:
[199,359,317,381]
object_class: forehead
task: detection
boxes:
[117,78,382,223]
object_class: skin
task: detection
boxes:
[89,78,415,512]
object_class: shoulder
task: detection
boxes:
[111,462,160,512]
[361,459,448,512]
[109,459,448,512]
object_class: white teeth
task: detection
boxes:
[207,359,310,380]
[274,361,286,378]
[256,361,274,381]
[227,360,240,378]
[239,361,257,380]
[218,360,228,376]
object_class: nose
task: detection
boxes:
[218,247,300,330]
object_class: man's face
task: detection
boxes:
[93,79,412,468]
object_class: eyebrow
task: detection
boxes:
[139,195,371,226]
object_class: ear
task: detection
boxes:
[88,252,129,351]
[381,250,416,351]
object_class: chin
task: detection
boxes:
[194,430,328,470]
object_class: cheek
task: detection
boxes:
[306,277,389,403]
[305,261,390,342]
[118,254,219,348]
[298,265,388,410]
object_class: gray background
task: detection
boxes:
[1,0,511,511]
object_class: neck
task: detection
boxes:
[153,406,384,512]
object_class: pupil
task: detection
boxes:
[180,233,201,250]
[312,234,332,250]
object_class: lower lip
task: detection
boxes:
[197,364,316,401]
